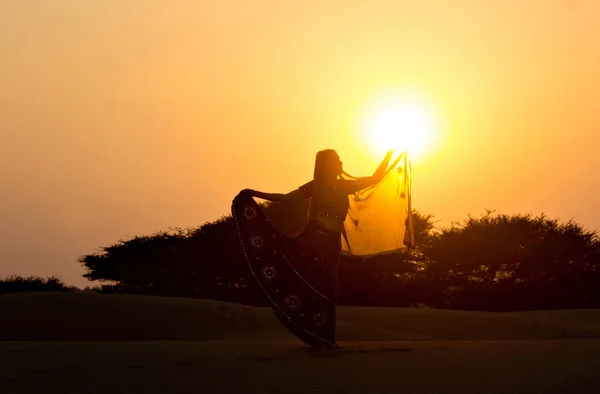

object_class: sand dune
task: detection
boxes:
[2,293,600,393]
[1,292,599,341]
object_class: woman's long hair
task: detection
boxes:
[313,150,338,184]
[314,149,360,185]
[308,150,342,222]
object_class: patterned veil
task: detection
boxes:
[341,151,414,257]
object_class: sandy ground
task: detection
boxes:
[2,293,600,341]
[1,340,600,393]
[2,293,600,393]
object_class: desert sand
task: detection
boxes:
[1,292,599,393]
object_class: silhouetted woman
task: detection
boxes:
[231,149,393,348]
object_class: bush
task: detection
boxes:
[421,212,600,310]
[0,275,71,295]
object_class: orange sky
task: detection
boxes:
[1,0,599,287]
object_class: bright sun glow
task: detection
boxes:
[362,95,439,159]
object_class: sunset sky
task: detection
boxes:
[1,0,599,287]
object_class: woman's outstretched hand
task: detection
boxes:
[373,150,394,179]
[383,150,394,163]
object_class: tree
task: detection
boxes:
[0,275,70,294]
[420,212,600,310]
[80,229,189,294]
[78,204,600,311]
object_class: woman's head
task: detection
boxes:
[314,149,343,182]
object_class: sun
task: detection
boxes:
[362,95,438,159]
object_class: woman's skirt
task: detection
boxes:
[231,190,339,348]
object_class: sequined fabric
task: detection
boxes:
[232,190,339,348]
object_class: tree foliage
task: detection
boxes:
[0,275,71,295]
[421,211,600,310]
[79,206,600,311]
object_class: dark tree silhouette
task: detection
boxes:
[78,206,600,311]
[0,275,70,294]
[420,211,600,311]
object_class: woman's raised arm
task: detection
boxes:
[373,150,394,178]
[341,150,394,194]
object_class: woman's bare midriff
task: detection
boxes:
[316,216,345,233]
